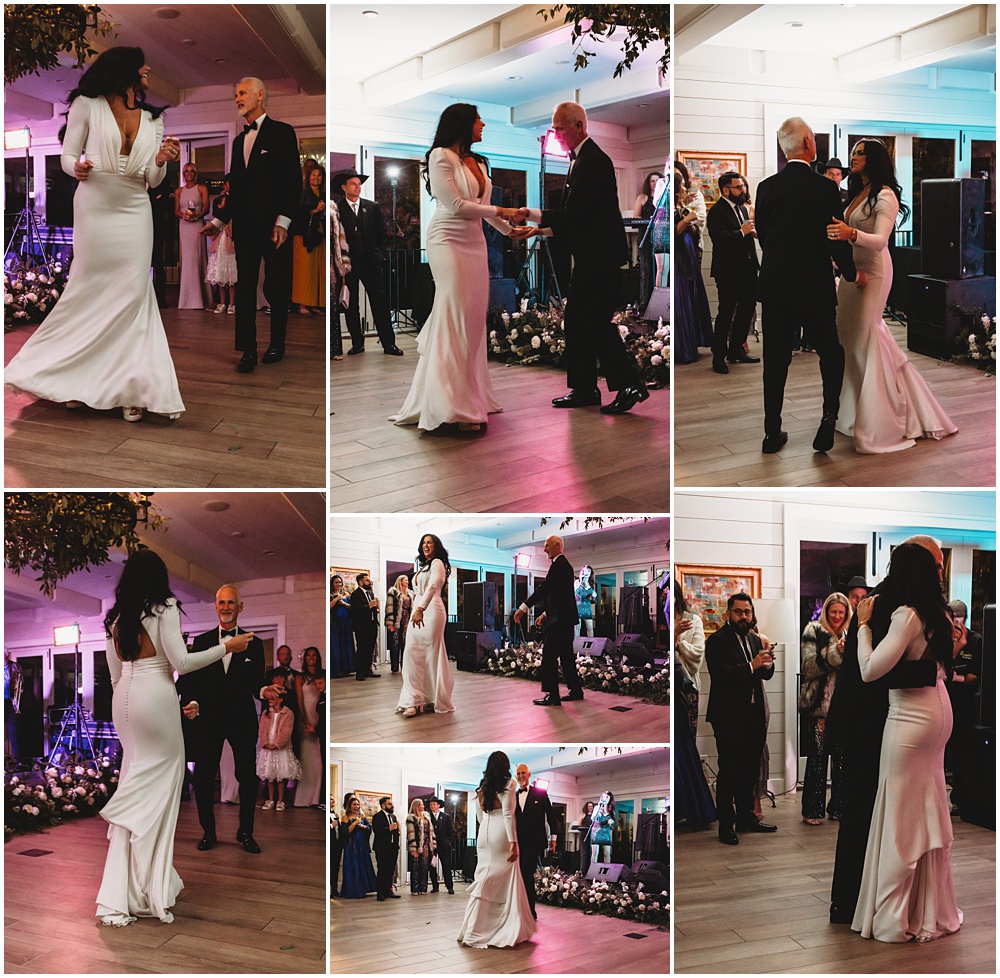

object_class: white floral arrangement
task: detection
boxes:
[535,865,669,924]
[3,261,68,330]
[954,309,996,376]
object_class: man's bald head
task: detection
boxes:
[551,101,588,153]
[543,535,565,560]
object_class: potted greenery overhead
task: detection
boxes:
[4,4,116,85]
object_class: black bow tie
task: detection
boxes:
[243,121,258,134]
[221,629,237,638]
[517,788,527,795]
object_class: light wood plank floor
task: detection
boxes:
[331,884,669,974]
[674,320,995,487]
[330,332,669,513]
[674,794,995,974]
[329,662,668,743]
[4,798,326,974]
[4,307,326,488]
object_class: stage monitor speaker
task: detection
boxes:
[959,724,995,830]
[488,277,516,314]
[463,581,496,631]
[642,286,669,322]
[979,604,995,728]
[631,859,669,893]
[586,862,634,883]
[921,178,985,279]
[455,630,501,672]
[906,274,996,361]
[616,632,655,665]
[573,636,616,658]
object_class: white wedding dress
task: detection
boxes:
[852,606,963,943]
[395,558,455,714]
[390,147,510,430]
[457,779,537,948]
[835,187,957,453]
[96,599,227,926]
[5,96,185,418]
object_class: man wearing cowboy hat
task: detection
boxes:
[821,157,848,204]
[334,167,403,356]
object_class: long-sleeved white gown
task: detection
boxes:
[5,95,185,418]
[96,599,227,926]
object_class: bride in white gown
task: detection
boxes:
[390,104,523,433]
[5,47,185,423]
[827,139,957,454]
[97,550,254,926]
[457,751,536,948]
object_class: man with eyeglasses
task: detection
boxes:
[705,592,776,845]
[706,171,760,375]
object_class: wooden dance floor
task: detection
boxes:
[331,885,669,974]
[4,306,327,489]
[674,318,995,487]
[329,663,669,744]
[4,799,326,974]
[330,331,669,513]
[674,794,996,974]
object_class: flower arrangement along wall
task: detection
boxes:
[534,865,669,925]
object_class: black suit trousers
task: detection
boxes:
[374,844,396,897]
[331,827,343,895]
[353,624,377,677]
[713,716,765,832]
[344,256,395,350]
[712,271,757,362]
[192,725,258,838]
[429,842,453,891]
[234,231,292,353]
[540,622,580,695]
[563,268,637,392]
[518,845,539,916]
[762,300,843,436]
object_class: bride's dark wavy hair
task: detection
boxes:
[878,542,952,675]
[60,46,166,141]
[415,533,451,601]
[422,103,487,195]
[104,549,178,661]
[477,751,511,809]
[846,138,910,225]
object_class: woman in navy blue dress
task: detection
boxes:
[330,575,356,678]
[340,796,377,898]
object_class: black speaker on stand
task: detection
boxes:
[463,581,495,632]
[921,178,985,279]
[455,630,502,671]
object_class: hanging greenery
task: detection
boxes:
[4,4,117,86]
[5,493,165,598]
[540,5,670,78]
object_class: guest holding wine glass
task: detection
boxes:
[175,163,211,309]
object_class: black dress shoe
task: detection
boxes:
[432,887,440,893]
[718,828,739,846]
[727,353,761,364]
[738,819,777,833]
[447,889,454,895]
[355,675,366,681]
[241,834,262,853]
[197,834,217,851]
[533,694,562,706]
[370,672,382,678]
[829,904,852,925]
[347,347,365,355]
[761,431,788,454]
[383,346,404,356]
[552,388,601,408]
[236,352,257,373]
[377,896,386,901]
[712,360,729,374]
[388,892,401,899]
[600,385,650,415]
[564,689,584,701]
[261,346,284,364]
[813,415,837,452]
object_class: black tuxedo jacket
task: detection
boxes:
[227,115,301,244]
[523,553,579,630]
[754,160,857,306]
[371,808,400,855]
[514,785,554,858]
[337,197,388,268]
[706,196,759,281]
[429,809,454,847]
[541,137,628,274]
[176,626,264,744]
[348,586,379,630]
[705,622,773,731]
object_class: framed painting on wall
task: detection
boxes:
[676,151,749,208]
[353,789,390,819]
[331,566,371,592]
[675,564,762,635]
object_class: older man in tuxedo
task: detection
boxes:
[177,585,271,854]
[514,535,582,706]
[516,102,646,414]
[514,763,557,920]
[202,77,301,373]
[334,168,403,357]
[754,116,860,454]
[706,592,776,846]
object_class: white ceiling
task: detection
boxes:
[5,492,326,618]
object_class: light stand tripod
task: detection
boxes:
[47,639,97,765]
[386,165,418,332]
[3,127,51,274]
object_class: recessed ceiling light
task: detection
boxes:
[507,75,522,81]
[785,21,804,28]
[154,7,181,18]
[637,102,650,108]
[213,57,226,63]
[362,9,379,17]
[556,59,571,65]
[230,530,246,539]
[181,38,196,46]
[203,500,230,512]
[262,549,278,557]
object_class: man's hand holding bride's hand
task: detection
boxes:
[510,225,541,240]
[496,205,527,223]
